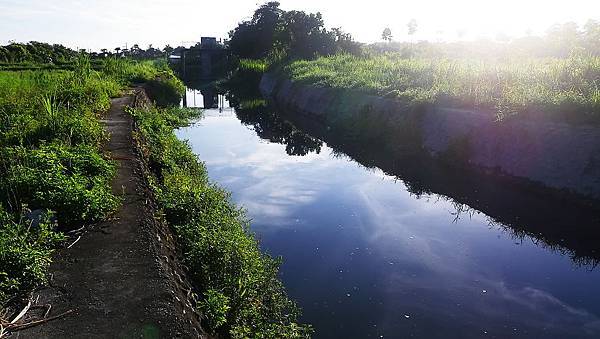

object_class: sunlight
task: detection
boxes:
[281,0,597,42]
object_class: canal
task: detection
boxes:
[176,87,600,338]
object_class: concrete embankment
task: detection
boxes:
[260,73,600,201]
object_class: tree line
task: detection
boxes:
[375,20,600,58]
[0,42,177,64]
[0,42,76,63]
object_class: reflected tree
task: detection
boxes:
[228,92,323,156]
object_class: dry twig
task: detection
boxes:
[67,236,81,249]
[4,309,74,333]
[0,300,73,337]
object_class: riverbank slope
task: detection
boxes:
[260,73,600,201]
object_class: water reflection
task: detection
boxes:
[232,98,323,156]
[180,78,227,110]
[269,104,600,268]
[175,79,600,338]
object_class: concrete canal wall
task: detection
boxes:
[260,73,600,200]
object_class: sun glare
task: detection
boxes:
[284,0,598,42]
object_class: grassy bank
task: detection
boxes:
[0,57,182,308]
[130,104,311,338]
[282,53,600,123]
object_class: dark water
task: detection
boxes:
[177,88,600,339]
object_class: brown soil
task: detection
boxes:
[17,93,204,338]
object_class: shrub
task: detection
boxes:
[0,144,118,228]
[0,206,65,305]
[144,72,185,107]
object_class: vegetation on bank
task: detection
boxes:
[130,105,311,338]
[281,53,600,123]
[1,41,304,337]
[0,56,181,308]
[226,4,599,125]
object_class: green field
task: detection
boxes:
[282,53,600,123]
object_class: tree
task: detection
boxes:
[0,46,8,62]
[130,44,141,57]
[583,19,600,55]
[5,44,30,63]
[546,22,581,57]
[280,10,334,59]
[331,27,362,55]
[382,27,392,42]
[407,19,418,37]
[228,1,283,59]
[228,2,358,61]
[163,44,174,56]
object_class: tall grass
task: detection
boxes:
[238,58,269,73]
[101,58,160,84]
[283,53,600,123]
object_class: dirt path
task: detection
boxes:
[18,95,202,338]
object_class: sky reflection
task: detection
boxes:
[177,111,600,339]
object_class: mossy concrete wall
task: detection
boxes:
[260,73,600,200]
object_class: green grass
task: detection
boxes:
[0,57,183,308]
[0,68,118,307]
[0,206,65,305]
[130,105,311,338]
[282,53,600,123]
[238,58,269,73]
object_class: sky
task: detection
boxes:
[0,0,598,51]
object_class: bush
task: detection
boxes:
[1,144,118,227]
[0,206,65,305]
[144,72,185,107]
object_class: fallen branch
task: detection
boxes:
[10,300,31,324]
[5,309,74,332]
